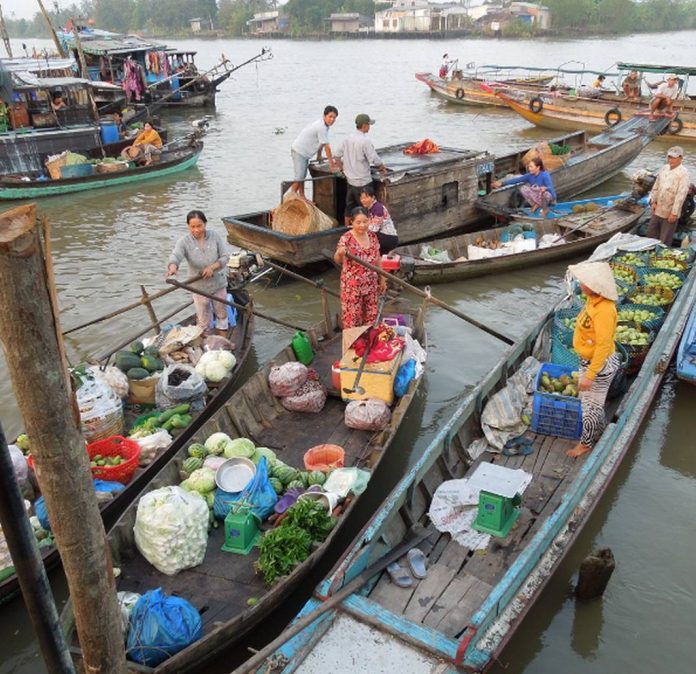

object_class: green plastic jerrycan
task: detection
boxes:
[292,331,314,365]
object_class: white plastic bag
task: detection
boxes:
[117,591,141,639]
[323,467,371,497]
[76,378,124,442]
[134,429,172,466]
[8,444,28,486]
[268,362,307,397]
[89,365,129,399]
[133,486,209,576]
[344,399,391,431]
[155,365,208,413]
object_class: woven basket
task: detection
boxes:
[611,251,649,267]
[616,303,665,332]
[45,155,68,180]
[652,246,695,265]
[95,161,129,174]
[615,322,654,375]
[552,307,581,347]
[272,197,338,235]
[86,435,141,484]
[609,261,639,287]
[627,285,676,309]
[573,278,633,307]
[637,267,686,293]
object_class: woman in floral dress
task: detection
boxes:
[334,207,386,329]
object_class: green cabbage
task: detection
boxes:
[223,437,255,459]
[251,447,277,464]
[205,432,232,455]
[187,467,216,494]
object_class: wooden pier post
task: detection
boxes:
[0,205,126,673]
[575,548,615,600]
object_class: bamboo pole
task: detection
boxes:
[0,424,74,673]
[0,205,126,673]
[140,284,160,332]
[62,274,201,336]
[36,0,66,57]
[0,5,13,58]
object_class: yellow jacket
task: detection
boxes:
[134,128,162,148]
[572,295,616,380]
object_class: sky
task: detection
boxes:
[1,0,39,21]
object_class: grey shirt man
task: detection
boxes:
[168,230,229,294]
[335,131,384,187]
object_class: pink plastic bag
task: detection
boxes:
[344,399,391,431]
[269,362,308,397]
[280,379,327,413]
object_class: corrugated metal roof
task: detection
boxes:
[618,62,696,76]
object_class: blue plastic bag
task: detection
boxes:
[126,588,202,667]
[34,496,50,531]
[393,358,416,398]
[213,457,277,522]
[93,479,125,497]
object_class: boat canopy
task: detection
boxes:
[1,57,76,73]
[11,74,90,90]
[479,63,613,77]
[618,62,696,76]
[58,30,165,56]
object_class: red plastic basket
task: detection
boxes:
[303,444,345,471]
[86,435,141,484]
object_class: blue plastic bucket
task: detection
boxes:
[99,121,119,145]
[59,164,94,179]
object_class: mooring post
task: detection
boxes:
[0,205,127,673]
[575,547,616,600]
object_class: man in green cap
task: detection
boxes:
[335,113,388,226]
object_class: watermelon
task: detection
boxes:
[285,479,304,491]
[269,477,284,495]
[183,457,204,474]
[307,470,326,486]
[298,472,310,488]
[275,465,300,487]
[187,443,207,459]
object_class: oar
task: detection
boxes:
[232,527,431,674]
[343,294,387,396]
[165,278,307,331]
[322,249,514,345]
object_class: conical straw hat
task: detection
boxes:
[568,261,618,301]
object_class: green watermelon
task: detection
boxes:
[298,472,310,488]
[275,466,300,487]
[183,457,204,474]
[285,479,304,491]
[307,470,326,486]
[269,477,284,495]
[187,443,207,459]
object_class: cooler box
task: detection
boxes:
[339,349,402,405]
[99,120,120,145]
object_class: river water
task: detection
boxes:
[1,32,695,673]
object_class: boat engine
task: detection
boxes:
[227,252,266,290]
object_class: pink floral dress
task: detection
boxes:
[338,230,381,329]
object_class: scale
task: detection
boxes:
[221,503,260,555]
[469,463,531,538]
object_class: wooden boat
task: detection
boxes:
[63,299,427,673]
[258,250,696,674]
[392,195,647,285]
[479,116,670,215]
[224,121,662,269]
[0,138,202,200]
[0,286,254,606]
[494,62,696,143]
[676,301,696,384]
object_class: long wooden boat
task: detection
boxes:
[495,78,696,144]
[392,195,646,285]
[415,71,556,108]
[224,121,661,268]
[0,286,254,606]
[258,247,696,674]
[63,299,427,672]
[0,139,202,200]
[676,302,696,384]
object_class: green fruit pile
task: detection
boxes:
[614,253,646,266]
[539,371,579,397]
[641,272,683,289]
[617,308,658,323]
[561,317,577,330]
[611,267,636,284]
[649,257,685,271]
[630,291,671,306]
[90,453,125,468]
[659,249,690,261]
[616,325,651,346]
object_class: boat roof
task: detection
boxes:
[1,57,75,72]
[58,29,166,55]
[618,62,696,76]
[11,75,89,89]
[479,63,610,77]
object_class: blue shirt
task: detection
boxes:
[504,170,556,201]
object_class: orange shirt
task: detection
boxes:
[134,128,162,148]
[572,295,616,380]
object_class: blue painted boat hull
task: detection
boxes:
[676,301,696,383]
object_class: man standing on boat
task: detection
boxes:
[647,146,691,246]
[290,105,338,201]
[334,113,388,226]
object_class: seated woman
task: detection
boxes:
[51,93,66,112]
[120,121,162,165]
[359,185,399,254]
[492,157,557,216]
[621,70,641,100]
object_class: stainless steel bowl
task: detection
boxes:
[215,457,256,493]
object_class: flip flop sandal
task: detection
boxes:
[406,548,428,580]
[386,562,413,588]
[502,436,534,457]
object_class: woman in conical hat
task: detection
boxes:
[566,261,621,458]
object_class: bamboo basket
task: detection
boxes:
[95,161,130,174]
[272,197,338,235]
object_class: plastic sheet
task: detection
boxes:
[155,365,208,413]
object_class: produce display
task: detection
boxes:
[640,271,683,290]
[613,253,646,266]
[194,350,237,383]
[629,288,674,306]
[617,308,658,323]
[90,453,125,468]
[538,371,579,397]
[610,264,637,285]
[649,257,686,271]
[615,325,651,347]
[114,341,164,378]
[657,248,690,262]
[571,202,600,213]
[129,404,192,438]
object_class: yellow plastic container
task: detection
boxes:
[339,349,402,405]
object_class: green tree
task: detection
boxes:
[545,0,595,28]
[593,0,638,31]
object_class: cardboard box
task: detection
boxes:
[339,349,402,405]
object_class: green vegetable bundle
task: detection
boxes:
[255,524,312,585]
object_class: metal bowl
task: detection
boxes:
[215,457,256,493]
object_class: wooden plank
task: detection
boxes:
[438,576,493,638]
[368,571,417,614]
[403,563,459,623]
[423,573,478,629]
[436,537,470,571]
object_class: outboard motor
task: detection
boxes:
[630,169,656,200]
[227,252,265,291]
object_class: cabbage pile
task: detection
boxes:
[194,350,237,383]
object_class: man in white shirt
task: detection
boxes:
[334,113,388,225]
[290,105,338,200]
[647,145,691,245]
[649,75,680,119]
